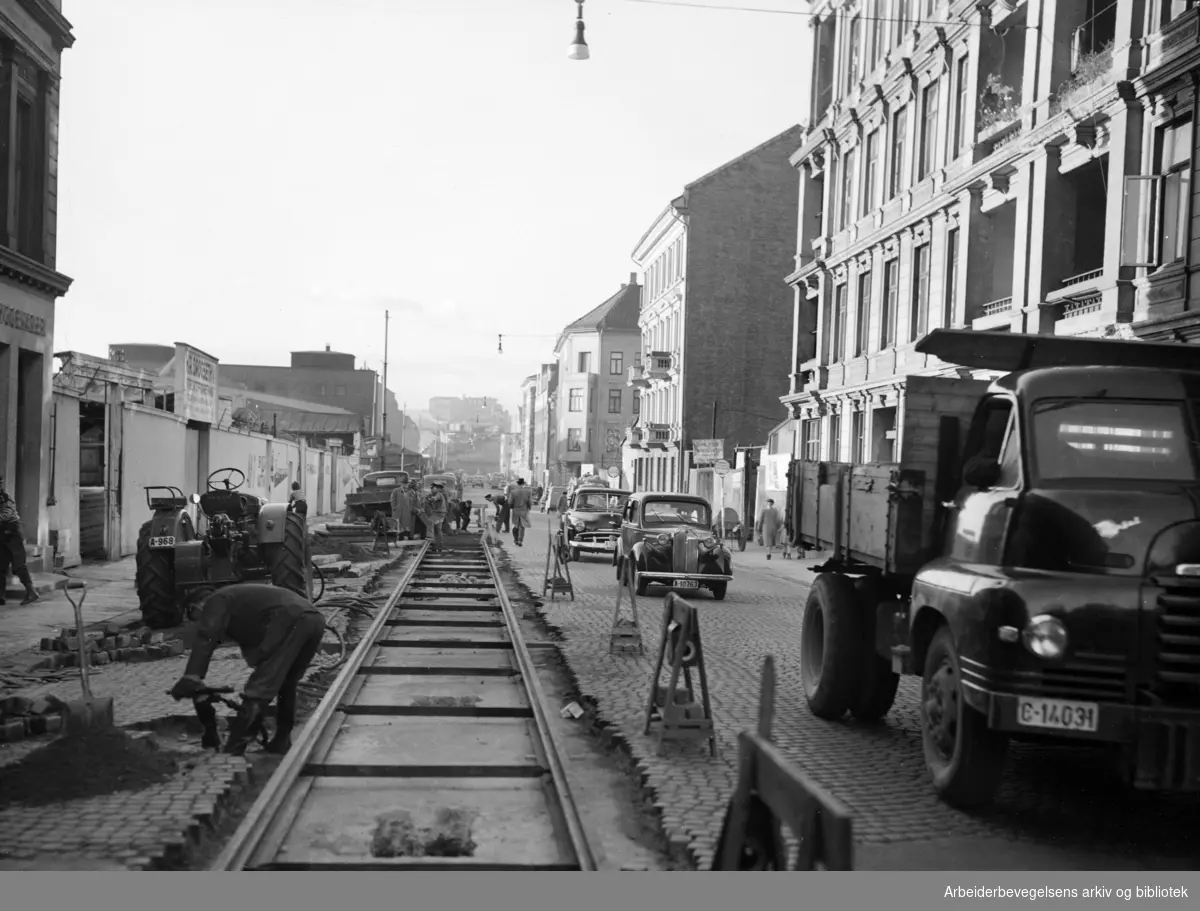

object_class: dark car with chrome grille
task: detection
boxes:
[558,486,631,562]
[614,492,733,601]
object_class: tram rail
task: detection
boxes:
[210,536,604,870]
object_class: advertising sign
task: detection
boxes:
[693,438,724,465]
[173,342,219,425]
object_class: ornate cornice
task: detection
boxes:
[0,246,72,297]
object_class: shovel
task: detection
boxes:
[60,579,116,737]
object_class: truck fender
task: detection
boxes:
[257,502,291,544]
[174,540,206,586]
[630,541,648,565]
[908,603,948,677]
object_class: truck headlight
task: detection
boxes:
[1022,614,1068,659]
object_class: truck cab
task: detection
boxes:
[796,329,1200,809]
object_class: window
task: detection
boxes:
[317,384,327,396]
[862,129,879,216]
[953,56,969,159]
[827,155,839,233]
[14,93,44,260]
[839,148,856,229]
[567,428,582,452]
[890,106,908,198]
[1156,117,1192,265]
[851,410,866,463]
[894,0,911,46]
[802,418,822,460]
[1160,0,1199,27]
[578,352,591,373]
[634,350,642,367]
[569,388,583,412]
[633,390,641,414]
[880,258,899,348]
[854,271,872,356]
[919,80,940,179]
[910,242,931,341]
[832,283,849,361]
[609,351,623,375]
[589,388,595,413]
[944,228,959,327]
[608,389,622,413]
[844,14,861,94]
[870,3,885,69]
[829,413,843,461]
[962,398,1017,486]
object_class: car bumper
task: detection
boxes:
[983,691,1200,791]
[640,572,733,583]
[572,539,618,552]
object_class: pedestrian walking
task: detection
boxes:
[288,481,308,519]
[0,482,39,606]
[168,583,325,756]
[508,478,533,547]
[424,482,449,551]
[756,499,785,560]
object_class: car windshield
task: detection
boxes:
[1031,399,1198,482]
[642,500,711,527]
[575,492,628,511]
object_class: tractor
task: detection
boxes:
[134,467,313,629]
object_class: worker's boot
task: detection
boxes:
[16,567,39,605]
[266,687,297,755]
[224,698,268,757]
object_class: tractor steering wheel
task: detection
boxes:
[207,467,246,492]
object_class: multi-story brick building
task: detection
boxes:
[625,125,806,499]
[553,275,641,484]
[0,1,74,566]
[782,0,1199,464]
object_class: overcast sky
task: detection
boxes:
[54,0,806,416]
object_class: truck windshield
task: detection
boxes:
[643,501,711,527]
[575,492,627,511]
[1031,399,1197,482]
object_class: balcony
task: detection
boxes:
[645,351,676,381]
[1145,8,1200,72]
[645,423,678,448]
[626,424,646,449]
[972,296,1015,331]
[627,364,650,388]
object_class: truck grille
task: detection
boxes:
[987,654,1128,702]
[672,532,698,575]
[1154,586,1200,705]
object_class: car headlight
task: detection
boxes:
[701,536,717,549]
[573,521,586,531]
[656,533,671,545]
[1022,614,1068,659]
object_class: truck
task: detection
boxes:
[341,470,411,524]
[793,328,1200,809]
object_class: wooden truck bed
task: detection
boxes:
[788,374,988,576]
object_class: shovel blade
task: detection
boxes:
[62,696,115,737]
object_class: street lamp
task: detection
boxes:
[567,0,589,60]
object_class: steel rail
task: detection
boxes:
[481,540,606,871]
[210,541,429,871]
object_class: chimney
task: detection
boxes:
[325,344,331,352]
[630,271,638,286]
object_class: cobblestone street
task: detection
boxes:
[497,512,1200,871]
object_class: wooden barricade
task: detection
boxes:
[642,593,716,757]
[711,656,854,870]
[542,525,574,601]
[609,557,644,655]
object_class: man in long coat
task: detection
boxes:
[756,499,785,561]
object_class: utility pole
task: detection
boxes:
[712,399,718,438]
[381,311,389,470]
[399,402,406,473]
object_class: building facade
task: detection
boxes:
[782,0,1199,465]
[625,125,806,497]
[429,395,510,434]
[530,363,558,488]
[0,1,74,567]
[553,275,641,485]
[518,373,536,474]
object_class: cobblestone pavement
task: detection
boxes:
[0,541,407,870]
[498,513,1200,871]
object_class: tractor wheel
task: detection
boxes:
[800,573,865,720]
[136,520,182,629]
[266,511,310,599]
[849,577,901,722]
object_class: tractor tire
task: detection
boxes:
[800,573,865,720]
[709,581,728,601]
[849,577,900,722]
[921,625,1009,809]
[136,521,182,629]
[266,511,310,600]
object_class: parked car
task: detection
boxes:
[614,492,733,600]
[558,486,631,562]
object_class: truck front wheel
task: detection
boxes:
[921,625,1009,809]
[800,573,864,720]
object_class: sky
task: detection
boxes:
[54,0,809,418]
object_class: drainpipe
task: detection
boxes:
[47,399,58,506]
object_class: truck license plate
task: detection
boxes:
[149,536,176,548]
[604,541,616,550]
[1017,698,1098,733]
[676,579,699,590]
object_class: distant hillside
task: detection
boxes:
[446,437,501,474]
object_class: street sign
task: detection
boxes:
[713,459,731,477]
[607,465,620,479]
[694,439,724,465]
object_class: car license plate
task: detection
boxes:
[604,541,616,550]
[676,579,699,590]
[1016,697,1098,733]
[149,536,176,548]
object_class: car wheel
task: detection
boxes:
[569,546,582,562]
[709,581,728,601]
[921,625,1009,809]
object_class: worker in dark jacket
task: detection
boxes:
[0,482,39,606]
[168,584,325,756]
[288,481,308,518]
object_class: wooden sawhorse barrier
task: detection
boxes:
[711,655,855,870]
